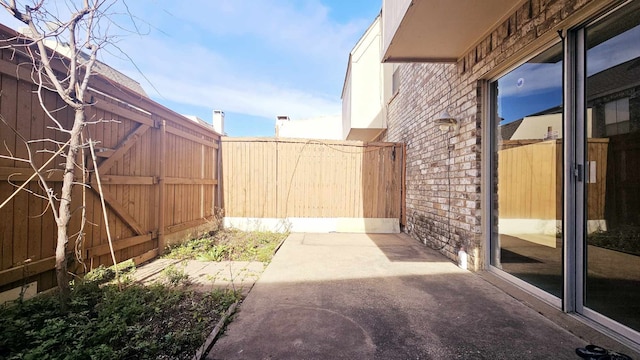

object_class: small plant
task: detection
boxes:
[201,244,230,262]
[163,264,191,287]
[83,259,136,285]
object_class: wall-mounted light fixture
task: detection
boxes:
[434,108,457,132]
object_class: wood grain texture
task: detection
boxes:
[222,138,403,219]
[0,43,221,293]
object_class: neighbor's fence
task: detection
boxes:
[498,139,608,221]
[222,138,404,220]
[0,29,220,293]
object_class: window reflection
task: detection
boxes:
[585,2,640,332]
[492,43,564,297]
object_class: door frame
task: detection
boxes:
[484,1,640,344]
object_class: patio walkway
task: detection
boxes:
[134,258,265,296]
[207,232,616,359]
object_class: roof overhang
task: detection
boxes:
[382,0,523,62]
[346,128,385,142]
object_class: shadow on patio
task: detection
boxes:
[207,233,596,360]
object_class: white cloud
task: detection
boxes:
[108,35,341,119]
[0,0,369,122]
[587,25,640,76]
[140,0,366,61]
[106,0,363,119]
[497,61,562,98]
[141,70,340,119]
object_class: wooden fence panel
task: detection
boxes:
[498,140,562,220]
[0,40,221,294]
[223,138,403,219]
[605,133,640,227]
[498,139,607,221]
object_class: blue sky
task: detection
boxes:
[497,25,640,124]
[0,0,381,136]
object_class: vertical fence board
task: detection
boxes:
[498,139,607,221]
[222,138,402,219]
[0,41,221,293]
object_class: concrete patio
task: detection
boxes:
[206,233,638,359]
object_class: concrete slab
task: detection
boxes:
[134,258,265,296]
[209,233,592,359]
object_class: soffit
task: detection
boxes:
[383,0,522,62]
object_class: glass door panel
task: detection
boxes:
[584,2,640,332]
[491,43,564,297]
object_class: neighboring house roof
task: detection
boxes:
[587,57,640,100]
[90,59,148,97]
[500,57,640,140]
[499,119,523,140]
[510,113,562,140]
[184,115,211,127]
[17,27,148,97]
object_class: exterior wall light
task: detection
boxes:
[435,108,458,132]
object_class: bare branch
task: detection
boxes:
[0,154,31,163]
[6,175,50,202]
[29,199,52,218]
[0,0,141,303]
[0,136,69,213]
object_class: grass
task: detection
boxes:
[165,229,287,263]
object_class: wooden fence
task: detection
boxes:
[498,139,608,220]
[222,138,404,220]
[606,132,640,228]
[0,29,221,293]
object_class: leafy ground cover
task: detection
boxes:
[165,229,287,263]
[588,226,640,256]
[0,229,287,360]
[0,276,239,360]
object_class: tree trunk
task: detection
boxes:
[55,108,85,308]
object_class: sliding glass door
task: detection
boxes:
[490,43,564,299]
[583,2,640,333]
[490,1,640,339]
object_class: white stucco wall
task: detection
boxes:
[342,73,352,140]
[510,109,593,140]
[275,115,343,140]
[342,16,391,141]
[350,18,385,130]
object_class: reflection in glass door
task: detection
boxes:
[491,43,564,298]
[584,3,640,332]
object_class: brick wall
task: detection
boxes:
[383,0,618,268]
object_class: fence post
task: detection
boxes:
[216,138,223,215]
[158,119,167,252]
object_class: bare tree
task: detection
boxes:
[0,0,117,305]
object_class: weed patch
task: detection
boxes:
[162,264,191,287]
[0,280,240,360]
[165,229,287,263]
